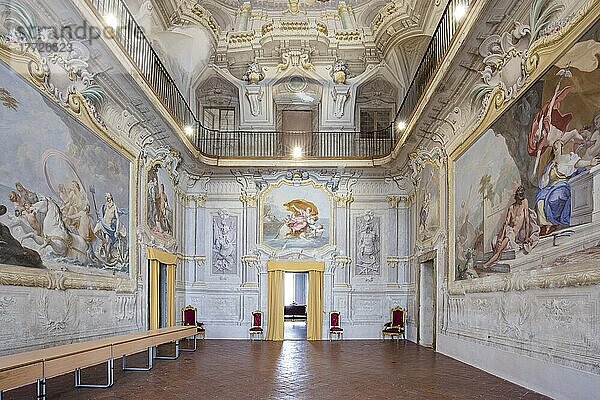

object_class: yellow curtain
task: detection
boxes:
[267,260,324,272]
[147,247,178,265]
[266,260,324,341]
[149,259,160,330]
[306,270,323,341]
[167,264,176,327]
[147,247,178,330]
[266,270,285,341]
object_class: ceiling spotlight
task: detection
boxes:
[396,121,407,131]
[292,146,303,159]
[184,125,195,136]
[454,4,468,22]
[104,14,119,30]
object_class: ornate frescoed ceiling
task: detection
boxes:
[140,0,442,83]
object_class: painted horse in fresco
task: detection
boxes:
[21,197,90,263]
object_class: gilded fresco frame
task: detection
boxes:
[258,179,334,252]
[447,1,600,295]
[0,41,139,292]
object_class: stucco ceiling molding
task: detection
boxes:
[256,25,333,52]
[169,0,220,45]
[371,0,424,56]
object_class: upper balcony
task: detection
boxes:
[82,0,474,166]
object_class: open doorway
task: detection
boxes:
[266,260,324,341]
[284,272,308,340]
[418,259,436,348]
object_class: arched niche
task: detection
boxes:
[195,75,240,130]
[355,76,397,136]
[272,74,323,133]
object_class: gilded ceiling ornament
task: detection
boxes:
[331,59,350,84]
[284,0,305,15]
[242,61,265,84]
[276,49,315,71]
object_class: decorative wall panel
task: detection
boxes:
[145,162,176,243]
[212,211,238,274]
[355,211,381,276]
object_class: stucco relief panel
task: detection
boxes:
[355,211,381,276]
[211,210,238,275]
[351,294,384,322]
[446,286,600,372]
[204,294,242,322]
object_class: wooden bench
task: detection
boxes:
[0,350,45,399]
[0,325,197,400]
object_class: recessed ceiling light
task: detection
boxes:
[292,146,303,159]
[184,125,195,136]
[104,14,119,30]
[396,121,407,131]
[454,4,468,22]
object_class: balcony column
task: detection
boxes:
[338,1,354,30]
[237,2,252,31]
[188,194,208,284]
[380,195,410,286]
[398,196,410,285]
[386,196,400,287]
[179,192,195,284]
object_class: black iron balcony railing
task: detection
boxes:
[89,0,196,128]
[395,0,471,130]
[86,0,471,160]
[195,130,395,159]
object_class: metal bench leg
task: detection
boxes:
[3,379,46,400]
[180,335,197,352]
[36,378,46,399]
[153,340,180,360]
[75,359,114,388]
[122,347,153,371]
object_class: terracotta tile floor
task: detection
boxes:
[6,340,549,400]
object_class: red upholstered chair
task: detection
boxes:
[329,311,343,340]
[182,305,206,340]
[382,306,406,341]
[249,310,264,340]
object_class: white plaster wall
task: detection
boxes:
[438,334,600,400]
[175,173,410,339]
[0,284,143,354]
